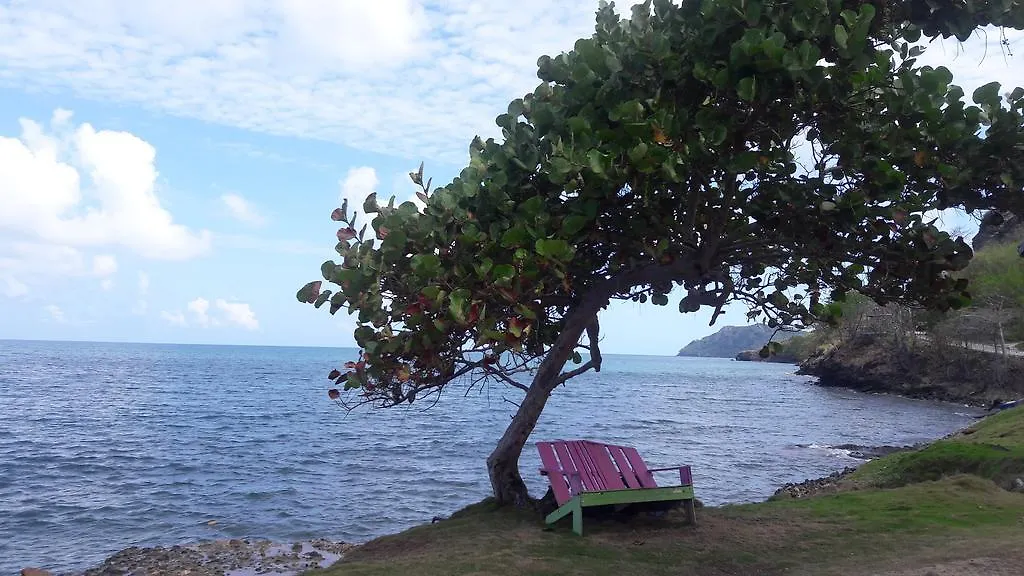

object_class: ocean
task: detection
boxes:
[0,339,978,574]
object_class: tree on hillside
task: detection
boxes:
[298,0,1024,506]
[960,241,1024,350]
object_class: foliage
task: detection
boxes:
[297,0,1024,502]
[962,240,1024,308]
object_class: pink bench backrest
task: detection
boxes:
[538,440,671,505]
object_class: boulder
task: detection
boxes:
[21,569,53,576]
[973,210,1024,251]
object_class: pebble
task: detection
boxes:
[58,538,357,576]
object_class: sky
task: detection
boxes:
[0,1,1021,355]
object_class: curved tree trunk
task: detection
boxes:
[486,311,600,507]
[486,258,698,507]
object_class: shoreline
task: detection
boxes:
[25,384,980,576]
[37,441,920,576]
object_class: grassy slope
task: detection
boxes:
[315,408,1024,576]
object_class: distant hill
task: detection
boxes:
[676,324,796,358]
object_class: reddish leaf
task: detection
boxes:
[328,389,340,400]
[328,369,341,380]
[379,226,390,239]
[331,208,345,221]
[344,361,357,369]
[337,227,357,241]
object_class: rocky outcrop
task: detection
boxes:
[678,324,797,358]
[798,334,1024,406]
[771,467,859,500]
[735,349,800,363]
[77,539,354,576]
[973,211,1024,252]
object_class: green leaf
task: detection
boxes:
[708,125,727,146]
[362,192,379,214]
[834,24,849,50]
[972,81,1001,106]
[448,288,470,324]
[297,281,322,304]
[737,77,756,101]
[562,215,589,236]
[535,238,574,261]
[501,225,532,247]
[571,351,583,365]
[587,149,607,176]
[651,293,669,306]
[411,254,441,278]
[492,264,516,283]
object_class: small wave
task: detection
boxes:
[794,443,858,459]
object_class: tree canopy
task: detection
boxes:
[298,0,1024,505]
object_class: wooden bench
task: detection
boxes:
[537,439,696,535]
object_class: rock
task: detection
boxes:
[1013,478,1024,492]
[973,210,1024,251]
[771,467,858,500]
[81,539,352,576]
[21,568,53,576]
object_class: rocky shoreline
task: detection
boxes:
[22,539,356,576]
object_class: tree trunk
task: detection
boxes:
[485,257,699,507]
[486,320,587,507]
[486,308,605,506]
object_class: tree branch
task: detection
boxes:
[556,316,603,384]
[486,365,531,392]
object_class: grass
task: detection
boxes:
[313,407,1024,576]
[844,406,1024,490]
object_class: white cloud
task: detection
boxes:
[0,0,620,164]
[340,166,380,221]
[0,112,210,294]
[221,192,266,226]
[160,296,259,330]
[0,112,211,259]
[2,276,28,298]
[187,297,212,327]
[1,5,1019,167]
[92,254,117,276]
[160,310,187,326]
[215,299,259,330]
[44,304,65,322]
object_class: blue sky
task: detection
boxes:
[0,1,1021,355]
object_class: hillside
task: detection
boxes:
[676,324,796,358]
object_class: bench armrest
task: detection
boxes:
[648,465,693,486]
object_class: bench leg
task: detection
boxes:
[572,502,583,536]
[545,497,584,536]
[682,498,697,526]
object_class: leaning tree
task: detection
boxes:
[298,0,1024,506]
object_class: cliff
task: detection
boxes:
[973,210,1024,252]
[677,324,796,358]
[798,334,1024,406]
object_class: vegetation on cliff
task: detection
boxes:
[792,230,1024,400]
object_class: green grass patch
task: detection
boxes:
[845,406,1024,490]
